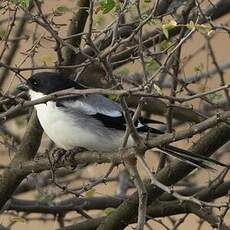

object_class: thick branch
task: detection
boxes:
[0,111,42,208]
[62,0,89,74]
[58,180,230,230]
[96,123,230,230]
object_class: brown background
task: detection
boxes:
[0,1,229,229]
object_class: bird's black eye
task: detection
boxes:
[31,79,38,86]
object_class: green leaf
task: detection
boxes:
[144,0,152,3]
[153,83,163,95]
[104,207,115,216]
[11,0,31,8]
[162,26,169,39]
[194,63,204,72]
[85,188,96,197]
[39,55,53,65]
[150,19,162,26]
[99,0,116,14]
[142,12,151,19]
[108,94,120,102]
[162,20,177,39]
[207,92,222,102]
[55,5,70,15]
[186,20,195,30]
[117,67,130,76]
[11,217,26,223]
[146,58,159,72]
[197,24,212,35]
[160,40,173,50]
[163,20,177,30]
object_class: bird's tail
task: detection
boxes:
[157,144,228,169]
[138,120,228,169]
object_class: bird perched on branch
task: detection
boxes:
[18,72,227,169]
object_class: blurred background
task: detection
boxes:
[0,0,229,229]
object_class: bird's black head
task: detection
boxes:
[26,72,83,94]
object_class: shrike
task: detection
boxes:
[18,72,226,169]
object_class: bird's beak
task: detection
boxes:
[17,82,29,91]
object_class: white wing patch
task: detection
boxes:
[136,121,145,129]
[66,100,122,117]
[63,96,122,117]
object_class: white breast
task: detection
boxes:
[29,90,134,151]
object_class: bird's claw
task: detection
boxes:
[52,148,66,166]
[52,147,87,169]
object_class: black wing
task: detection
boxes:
[92,111,164,134]
[57,95,228,169]
[92,112,227,168]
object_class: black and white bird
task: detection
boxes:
[19,72,226,169]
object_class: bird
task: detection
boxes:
[18,72,226,169]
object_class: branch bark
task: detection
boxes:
[0,111,42,208]
[96,123,230,230]
[62,0,89,76]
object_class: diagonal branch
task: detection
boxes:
[0,111,43,208]
[96,123,230,230]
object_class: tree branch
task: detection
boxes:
[0,111,42,209]
[96,123,230,230]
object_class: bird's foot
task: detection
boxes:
[65,147,88,169]
[52,148,66,167]
[52,147,87,169]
